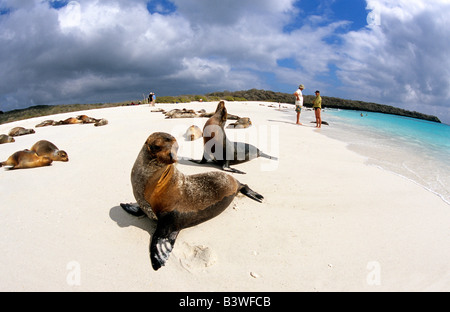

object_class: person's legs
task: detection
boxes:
[314,108,322,128]
[296,107,302,125]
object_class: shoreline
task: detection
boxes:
[1,101,449,291]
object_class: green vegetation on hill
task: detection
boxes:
[0,89,441,125]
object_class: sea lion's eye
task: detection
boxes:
[150,145,161,153]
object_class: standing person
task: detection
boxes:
[152,92,156,106]
[293,84,304,125]
[148,92,153,105]
[313,90,322,128]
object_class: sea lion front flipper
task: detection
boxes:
[239,184,264,203]
[150,218,180,271]
[120,203,145,216]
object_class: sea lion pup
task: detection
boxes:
[0,134,15,144]
[0,150,52,169]
[120,132,263,270]
[30,140,69,162]
[8,127,35,137]
[191,101,277,174]
[184,125,202,141]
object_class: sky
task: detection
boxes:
[1,0,449,123]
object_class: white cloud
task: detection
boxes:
[0,0,448,123]
[337,0,450,122]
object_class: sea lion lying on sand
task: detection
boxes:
[8,127,35,137]
[1,150,52,170]
[0,134,15,144]
[120,132,263,270]
[227,117,252,129]
[30,140,69,162]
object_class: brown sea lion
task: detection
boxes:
[0,134,15,144]
[184,125,202,141]
[165,108,198,119]
[35,120,56,127]
[227,117,252,129]
[30,140,69,162]
[0,150,52,169]
[76,115,98,123]
[191,101,277,174]
[120,132,263,270]
[8,127,35,137]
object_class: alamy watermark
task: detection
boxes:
[366,261,381,286]
[66,261,81,286]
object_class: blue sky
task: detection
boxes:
[1,0,449,123]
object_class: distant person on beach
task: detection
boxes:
[294,84,304,125]
[148,92,153,105]
[313,90,322,128]
[148,92,156,106]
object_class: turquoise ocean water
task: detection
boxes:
[322,109,450,206]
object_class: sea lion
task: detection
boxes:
[35,120,56,127]
[191,101,277,174]
[0,150,52,169]
[120,132,263,270]
[8,127,35,137]
[227,117,252,129]
[30,140,69,162]
[76,115,98,124]
[94,118,108,127]
[165,108,198,119]
[184,125,202,141]
[0,134,15,144]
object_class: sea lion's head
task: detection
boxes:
[56,150,69,162]
[215,101,228,123]
[145,132,179,164]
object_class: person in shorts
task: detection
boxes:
[294,84,304,125]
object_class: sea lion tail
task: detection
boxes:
[258,151,278,161]
[239,184,264,203]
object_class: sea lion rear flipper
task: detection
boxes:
[120,203,145,216]
[258,151,278,161]
[150,221,180,271]
[239,184,264,203]
[189,156,207,164]
[222,161,246,174]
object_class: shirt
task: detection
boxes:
[313,95,322,108]
[295,89,303,107]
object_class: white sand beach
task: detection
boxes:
[1,101,449,292]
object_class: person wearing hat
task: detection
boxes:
[293,84,304,125]
[313,90,322,128]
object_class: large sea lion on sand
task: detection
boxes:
[0,134,15,144]
[120,132,263,270]
[30,140,69,162]
[8,127,35,137]
[0,150,52,170]
[191,101,277,174]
